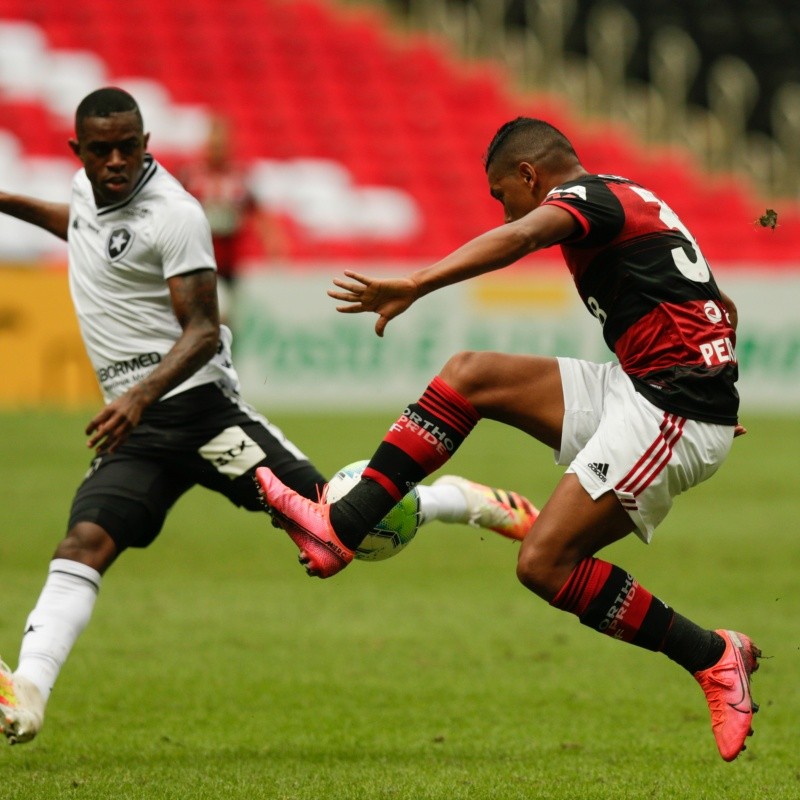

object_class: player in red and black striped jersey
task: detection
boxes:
[543,173,738,424]
[256,117,760,761]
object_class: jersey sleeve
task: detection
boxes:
[541,177,625,247]
[156,195,217,279]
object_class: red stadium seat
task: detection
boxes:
[2,0,800,261]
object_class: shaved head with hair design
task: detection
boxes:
[484,117,580,176]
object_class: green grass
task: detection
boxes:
[1,408,799,799]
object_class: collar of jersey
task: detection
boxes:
[96,154,157,216]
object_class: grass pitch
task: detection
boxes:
[1,408,798,799]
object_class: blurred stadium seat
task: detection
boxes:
[0,0,798,263]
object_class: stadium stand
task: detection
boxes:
[0,0,798,264]
[391,0,800,198]
[564,0,800,139]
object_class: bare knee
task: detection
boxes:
[53,522,120,574]
[439,351,495,405]
[516,536,577,602]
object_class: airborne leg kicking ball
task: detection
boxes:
[324,460,420,561]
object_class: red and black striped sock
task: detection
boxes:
[550,557,674,651]
[330,376,480,548]
[661,613,726,673]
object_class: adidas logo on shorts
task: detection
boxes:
[588,462,609,482]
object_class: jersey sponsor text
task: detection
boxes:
[699,337,736,367]
[96,352,162,383]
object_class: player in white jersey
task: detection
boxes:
[0,88,539,745]
[68,150,241,403]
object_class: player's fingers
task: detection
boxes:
[88,427,112,450]
[87,427,111,450]
[86,414,112,442]
[89,416,130,452]
[103,431,128,454]
[86,402,117,435]
[330,278,365,294]
[85,414,104,436]
[335,303,366,314]
[340,269,371,286]
[328,288,361,302]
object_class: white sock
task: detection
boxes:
[416,484,469,525]
[15,559,101,702]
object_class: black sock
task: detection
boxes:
[329,479,396,550]
[661,613,726,673]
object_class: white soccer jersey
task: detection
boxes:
[67,154,240,402]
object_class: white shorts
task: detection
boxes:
[556,358,735,543]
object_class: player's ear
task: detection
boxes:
[68,138,81,158]
[143,132,150,150]
[518,161,537,190]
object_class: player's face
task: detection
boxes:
[487,163,538,223]
[69,111,150,207]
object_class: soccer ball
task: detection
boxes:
[323,460,420,562]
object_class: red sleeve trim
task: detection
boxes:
[542,199,591,241]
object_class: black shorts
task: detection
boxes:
[68,383,325,550]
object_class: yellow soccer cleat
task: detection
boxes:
[432,475,539,541]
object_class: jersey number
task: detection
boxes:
[630,186,710,282]
[587,295,607,326]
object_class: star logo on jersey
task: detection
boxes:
[106,225,135,262]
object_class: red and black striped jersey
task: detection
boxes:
[542,174,738,425]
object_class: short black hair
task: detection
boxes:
[484,117,578,174]
[75,87,143,133]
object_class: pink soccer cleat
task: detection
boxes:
[694,629,761,761]
[255,467,355,578]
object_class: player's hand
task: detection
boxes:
[85,391,147,453]
[328,270,420,337]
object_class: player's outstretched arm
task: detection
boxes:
[0,191,71,240]
[329,204,577,336]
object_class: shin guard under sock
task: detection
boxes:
[16,559,101,701]
[661,612,726,673]
[550,557,674,651]
[331,376,480,549]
